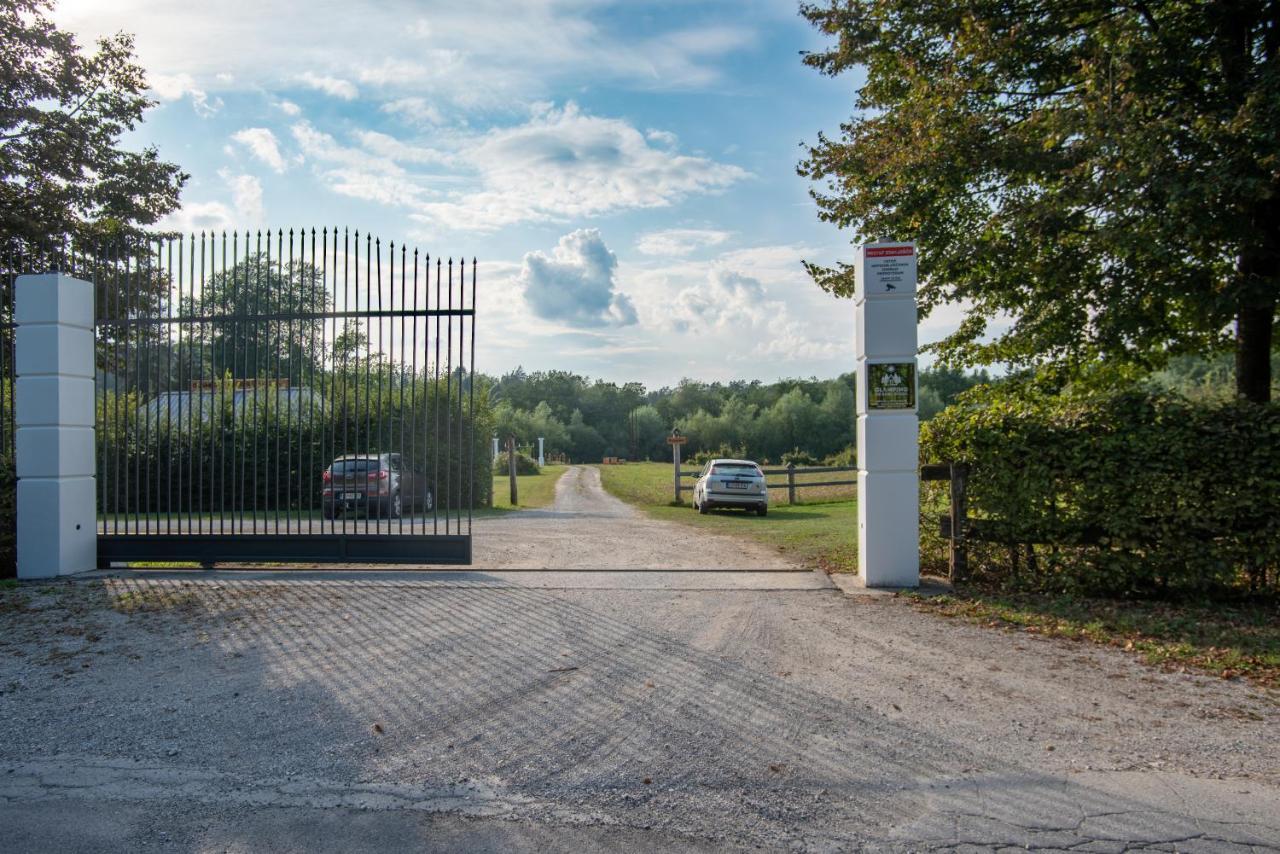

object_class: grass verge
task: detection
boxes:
[905,589,1280,691]
[596,462,857,571]
[491,464,568,511]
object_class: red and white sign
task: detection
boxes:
[857,242,917,300]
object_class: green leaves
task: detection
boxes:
[1,0,186,245]
[800,0,1280,397]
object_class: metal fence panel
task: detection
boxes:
[6,231,477,567]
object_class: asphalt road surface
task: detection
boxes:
[1,468,1276,851]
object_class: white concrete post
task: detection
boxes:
[492,436,499,463]
[14,274,97,579]
[537,437,544,468]
[854,242,919,588]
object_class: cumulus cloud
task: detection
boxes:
[295,71,358,100]
[149,72,221,117]
[231,127,288,173]
[519,230,637,328]
[158,171,263,233]
[636,228,732,257]
[671,269,767,333]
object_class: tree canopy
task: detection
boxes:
[799,1,1280,401]
[1,0,186,248]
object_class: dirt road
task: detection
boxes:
[1,466,1277,851]
[464,464,804,570]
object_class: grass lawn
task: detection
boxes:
[596,461,857,572]
[491,464,568,511]
[906,589,1280,691]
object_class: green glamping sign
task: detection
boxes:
[867,362,915,410]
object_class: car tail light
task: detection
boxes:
[368,470,388,481]
[322,469,331,483]
[710,466,720,475]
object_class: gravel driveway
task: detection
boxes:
[1,467,1277,851]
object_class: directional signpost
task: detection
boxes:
[855,241,920,587]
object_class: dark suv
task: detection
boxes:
[321,453,434,519]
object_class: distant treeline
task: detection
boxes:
[489,367,991,464]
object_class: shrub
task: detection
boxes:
[921,385,1280,596]
[823,445,857,467]
[781,448,820,466]
[495,451,540,476]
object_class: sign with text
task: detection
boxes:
[666,435,688,445]
[856,242,916,300]
[867,362,916,410]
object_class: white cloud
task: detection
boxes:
[381,97,444,126]
[231,127,288,173]
[273,99,302,116]
[149,72,221,117]
[158,171,263,233]
[56,2,759,113]
[410,103,747,231]
[288,103,745,232]
[295,71,357,100]
[625,243,849,366]
[519,230,637,328]
[671,268,767,332]
[636,228,732,257]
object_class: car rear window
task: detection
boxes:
[713,463,760,475]
[330,459,379,475]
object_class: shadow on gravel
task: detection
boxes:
[7,576,1274,850]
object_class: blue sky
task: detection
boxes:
[55,0,959,387]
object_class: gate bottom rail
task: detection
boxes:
[98,533,472,565]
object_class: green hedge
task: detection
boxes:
[921,386,1280,596]
[97,377,494,516]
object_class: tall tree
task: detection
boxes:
[1,0,186,249]
[799,1,1280,402]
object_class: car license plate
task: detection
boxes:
[725,480,748,490]
[340,492,358,500]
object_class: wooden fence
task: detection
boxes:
[677,463,856,504]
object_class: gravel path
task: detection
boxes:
[461,464,804,570]
[1,468,1277,851]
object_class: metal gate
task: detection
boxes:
[86,230,478,565]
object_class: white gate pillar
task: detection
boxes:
[537,437,545,467]
[14,274,97,579]
[854,242,919,587]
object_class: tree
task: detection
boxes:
[799,2,1280,402]
[1,0,186,249]
[186,254,329,384]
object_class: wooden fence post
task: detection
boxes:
[787,462,797,505]
[949,462,969,581]
[673,440,682,504]
[508,435,518,506]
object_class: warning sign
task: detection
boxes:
[858,243,916,299]
[867,363,915,410]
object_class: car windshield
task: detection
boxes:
[713,463,759,475]
[330,459,379,475]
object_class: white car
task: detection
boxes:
[692,458,769,516]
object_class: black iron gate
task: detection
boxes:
[90,230,478,565]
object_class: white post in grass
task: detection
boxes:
[492,436,499,463]
[14,274,98,579]
[855,242,920,588]
[537,437,544,468]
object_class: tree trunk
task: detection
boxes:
[1235,296,1274,404]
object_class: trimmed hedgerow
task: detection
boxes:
[921,386,1280,596]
